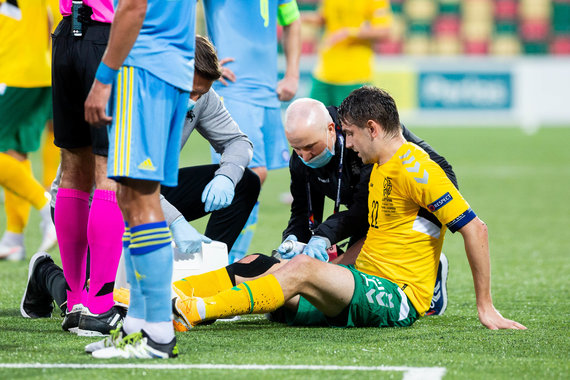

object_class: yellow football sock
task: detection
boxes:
[173,267,234,298]
[4,160,32,233]
[203,275,285,320]
[41,127,60,189]
[113,287,131,306]
[0,153,49,210]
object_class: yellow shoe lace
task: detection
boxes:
[117,332,142,349]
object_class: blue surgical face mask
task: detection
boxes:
[187,98,196,112]
[300,129,335,169]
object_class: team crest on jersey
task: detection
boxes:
[428,192,453,212]
[383,177,392,197]
[281,149,290,162]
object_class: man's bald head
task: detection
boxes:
[285,98,332,136]
[284,98,336,163]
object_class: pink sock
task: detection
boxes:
[86,189,124,314]
[55,188,90,310]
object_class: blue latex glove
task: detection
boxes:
[278,234,305,259]
[201,175,235,212]
[170,217,212,254]
[303,236,329,262]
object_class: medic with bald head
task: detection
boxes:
[278,97,457,272]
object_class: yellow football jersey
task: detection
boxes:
[356,142,475,315]
[0,0,60,87]
[313,0,391,85]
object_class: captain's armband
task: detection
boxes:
[446,208,476,233]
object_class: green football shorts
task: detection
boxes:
[283,265,419,328]
[0,86,52,153]
[309,77,364,107]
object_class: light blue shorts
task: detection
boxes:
[107,66,189,187]
[211,97,290,170]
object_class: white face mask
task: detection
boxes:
[300,129,335,169]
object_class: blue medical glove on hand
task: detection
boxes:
[170,217,212,254]
[201,175,235,212]
[278,234,304,259]
[304,236,329,262]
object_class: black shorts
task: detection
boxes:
[52,17,110,156]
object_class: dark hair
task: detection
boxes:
[195,35,222,81]
[338,86,401,137]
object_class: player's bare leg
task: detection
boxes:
[273,255,355,316]
[175,254,355,327]
[59,147,95,192]
[251,166,267,185]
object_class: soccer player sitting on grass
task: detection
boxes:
[276,98,455,316]
[171,86,527,331]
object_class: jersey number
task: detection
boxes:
[370,200,380,229]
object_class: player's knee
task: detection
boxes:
[287,254,316,273]
[251,167,267,185]
[60,167,94,192]
[4,150,27,161]
[227,254,280,282]
[60,147,95,191]
[238,254,260,264]
[242,169,261,198]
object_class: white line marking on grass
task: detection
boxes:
[0,363,446,379]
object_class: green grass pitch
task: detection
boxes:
[0,127,568,379]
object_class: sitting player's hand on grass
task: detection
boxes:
[478,305,527,330]
[201,175,235,212]
[303,236,329,262]
[170,217,211,254]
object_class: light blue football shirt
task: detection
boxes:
[203,0,294,108]
[121,0,196,92]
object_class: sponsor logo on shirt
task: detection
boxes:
[428,192,453,212]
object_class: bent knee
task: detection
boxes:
[251,167,267,185]
[288,254,317,269]
[242,169,261,195]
